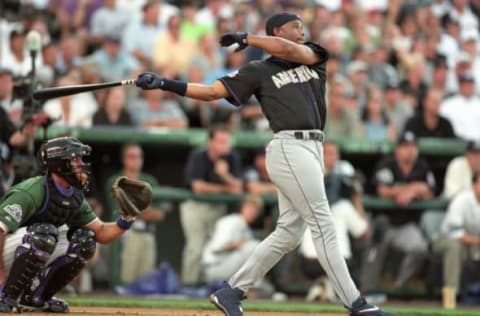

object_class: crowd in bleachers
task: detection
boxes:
[1,0,480,309]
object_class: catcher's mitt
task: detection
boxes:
[111,176,152,218]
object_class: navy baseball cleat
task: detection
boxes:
[209,282,246,316]
[19,295,69,313]
[348,297,395,316]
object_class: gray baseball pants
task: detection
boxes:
[229,130,360,307]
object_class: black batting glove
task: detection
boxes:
[219,32,248,52]
[135,72,164,90]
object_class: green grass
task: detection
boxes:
[63,296,480,315]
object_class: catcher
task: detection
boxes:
[0,136,152,313]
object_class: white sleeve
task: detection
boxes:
[206,217,240,253]
[443,158,466,199]
[442,193,468,238]
[341,201,368,238]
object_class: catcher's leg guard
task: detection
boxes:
[1,223,58,309]
[20,228,96,312]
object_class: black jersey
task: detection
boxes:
[219,42,329,132]
[374,156,436,193]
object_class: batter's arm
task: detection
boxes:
[246,34,322,65]
[184,81,230,102]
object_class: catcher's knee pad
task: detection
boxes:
[67,227,97,261]
[2,223,58,300]
[22,228,96,304]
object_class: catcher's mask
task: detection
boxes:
[39,136,92,191]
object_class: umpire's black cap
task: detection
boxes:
[265,12,301,36]
[396,130,417,146]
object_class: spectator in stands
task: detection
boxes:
[202,194,263,283]
[189,33,225,80]
[345,60,369,110]
[46,0,102,40]
[43,75,98,128]
[105,143,165,283]
[41,42,61,83]
[153,15,196,78]
[399,59,429,112]
[87,35,139,82]
[122,0,164,67]
[92,86,132,127]
[429,56,450,96]
[367,44,399,90]
[244,145,276,195]
[1,28,43,77]
[180,0,214,43]
[443,140,480,200]
[364,131,434,290]
[89,0,131,47]
[446,0,479,41]
[300,141,369,302]
[361,85,396,142]
[56,36,83,76]
[195,0,232,30]
[180,124,243,285]
[433,171,480,309]
[403,89,456,138]
[0,68,23,125]
[440,72,480,141]
[129,88,188,129]
[383,82,412,135]
[324,80,362,139]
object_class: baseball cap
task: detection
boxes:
[347,61,368,75]
[459,72,475,83]
[254,145,266,156]
[105,34,121,44]
[397,130,417,145]
[265,12,301,36]
[0,67,13,76]
[456,52,472,65]
[466,140,480,152]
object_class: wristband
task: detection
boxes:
[116,217,134,230]
[163,79,187,96]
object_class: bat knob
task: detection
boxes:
[144,73,154,84]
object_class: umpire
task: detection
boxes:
[135,12,394,316]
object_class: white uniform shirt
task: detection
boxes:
[299,199,368,260]
[43,92,97,128]
[202,214,252,265]
[440,95,480,140]
[440,189,480,239]
[443,156,473,199]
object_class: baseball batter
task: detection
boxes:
[136,12,394,316]
[0,136,151,313]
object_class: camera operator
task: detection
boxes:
[0,67,24,125]
[0,67,37,197]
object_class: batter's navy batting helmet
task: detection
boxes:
[265,12,301,36]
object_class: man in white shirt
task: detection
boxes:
[202,195,263,283]
[440,73,480,140]
[444,140,480,199]
[433,171,480,309]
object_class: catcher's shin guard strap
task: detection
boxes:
[2,223,58,300]
[22,228,96,304]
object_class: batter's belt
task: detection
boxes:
[274,130,325,142]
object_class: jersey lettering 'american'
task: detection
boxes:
[271,65,319,89]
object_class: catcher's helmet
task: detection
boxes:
[38,136,91,190]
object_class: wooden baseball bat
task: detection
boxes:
[33,78,138,101]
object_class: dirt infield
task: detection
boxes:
[22,306,341,315]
